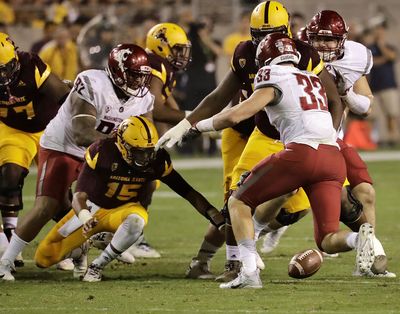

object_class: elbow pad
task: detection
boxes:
[342,87,372,115]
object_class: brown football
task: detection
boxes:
[288,249,323,279]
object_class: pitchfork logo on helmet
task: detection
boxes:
[256,33,300,67]
[106,44,152,98]
[306,10,348,62]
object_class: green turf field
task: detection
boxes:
[2,159,399,313]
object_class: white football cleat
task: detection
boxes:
[0,259,15,281]
[116,251,135,264]
[128,240,161,258]
[219,268,262,289]
[56,258,75,271]
[356,223,375,275]
[73,242,89,279]
[260,226,289,254]
[82,263,103,282]
[14,252,24,267]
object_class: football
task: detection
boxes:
[288,249,323,279]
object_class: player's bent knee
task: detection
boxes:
[124,214,145,236]
[0,164,28,211]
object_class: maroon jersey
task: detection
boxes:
[0,52,61,133]
[148,52,177,101]
[231,39,324,139]
[76,138,173,209]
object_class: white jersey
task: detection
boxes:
[325,40,373,91]
[254,65,337,149]
[325,40,373,138]
[40,69,154,158]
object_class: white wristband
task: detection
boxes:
[342,88,371,115]
[184,110,192,117]
[195,117,215,132]
[78,209,92,224]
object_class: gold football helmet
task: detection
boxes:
[116,116,159,169]
[0,32,20,86]
[250,1,292,45]
[146,23,191,70]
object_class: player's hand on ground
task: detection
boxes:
[155,119,192,150]
[82,217,98,237]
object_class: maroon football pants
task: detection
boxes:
[234,143,346,249]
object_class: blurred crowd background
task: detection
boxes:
[1,0,400,154]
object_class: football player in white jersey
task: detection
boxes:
[159,33,377,289]
[0,44,155,281]
[306,10,396,277]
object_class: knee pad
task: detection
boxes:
[124,214,145,236]
[340,187,363,225]
[275,208,308,226]
[0,164,28,211]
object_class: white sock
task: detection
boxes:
[238,239,257,274]
[93,214,144,268]
[252,216,268,240]
[1,232,28,263]
[226,245,240,261]
[373,236,386,256]
[3,217,18,231]
[345,232,358,249]
[0,232,8,251]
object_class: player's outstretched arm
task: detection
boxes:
[155,70,241,150]
[195,87,275,132]
[161,169,225,229]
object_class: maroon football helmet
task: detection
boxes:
[306,10,348,62]
[106,44,152,97]
[256,33,300,67]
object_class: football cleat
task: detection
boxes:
[260,226,289,254]
[185,258,215,279]
[219,268,262,289]
[56,258,75,271]
[128,239,161,258]
[0,259,15,281]
[356,223,375,275]
[215,260,241,282]
[82,263,103,282]
[73,241,89,279]
[116,251,135,264]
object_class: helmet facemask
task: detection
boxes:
[119,139,156,169]
[121,66,152,97]
[308,34,345,62]
[168,43,192,70]
[0,57,20,87]
[251,25,288,46]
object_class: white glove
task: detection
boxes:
[155,119,192,150]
